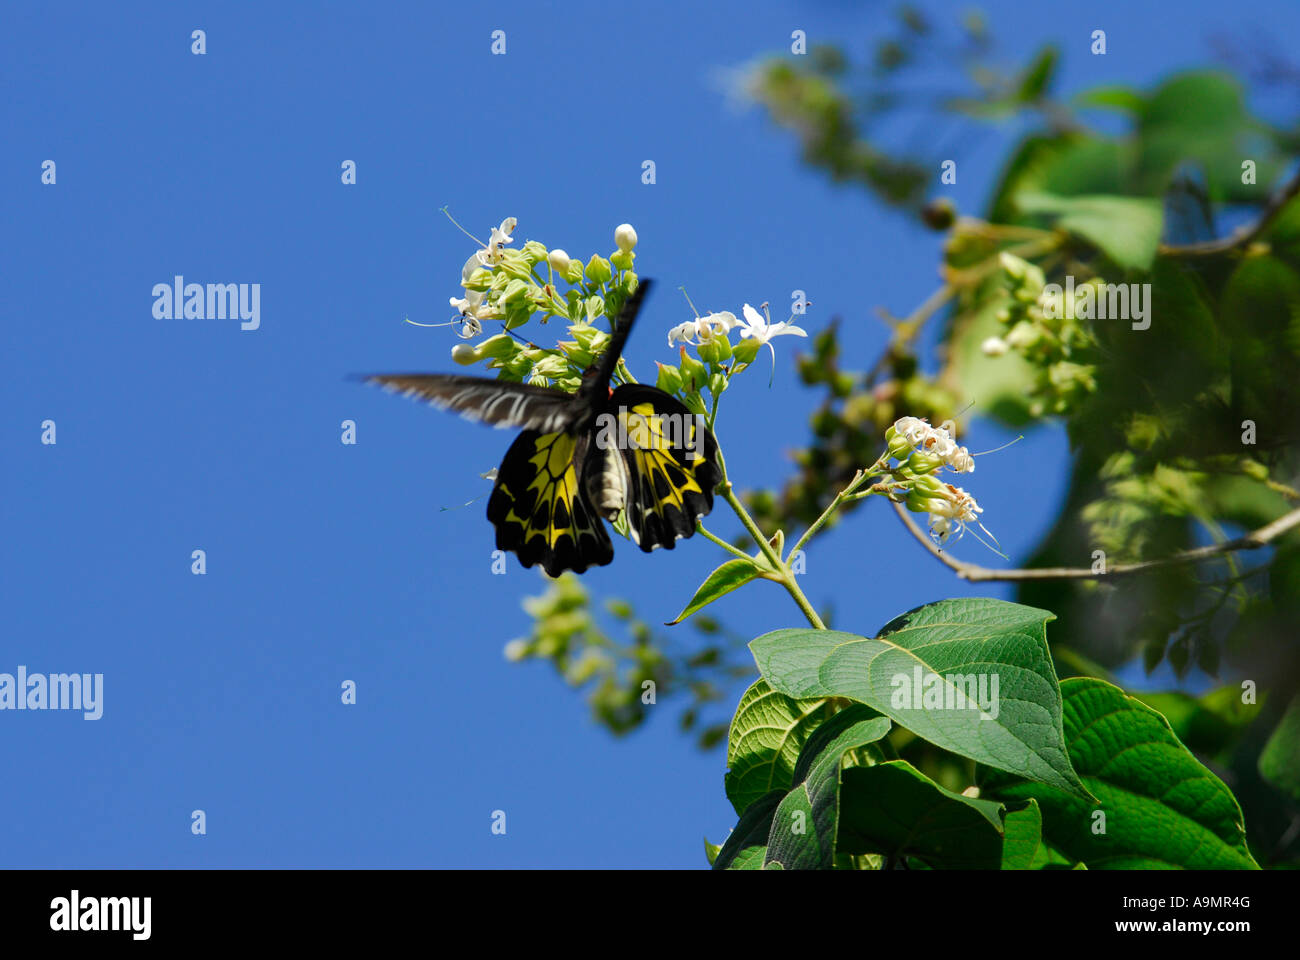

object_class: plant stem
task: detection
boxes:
[695,523,754,562]
[714,444,827,630]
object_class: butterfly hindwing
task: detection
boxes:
[486,429,613,576]
[602,384,721,551]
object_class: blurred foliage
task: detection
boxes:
[507,5,1300,863]
[506,574,754,749]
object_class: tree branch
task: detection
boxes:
[1158,169,1300,258]
[892,500,1300,582]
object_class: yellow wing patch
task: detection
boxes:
[487,430,613,575]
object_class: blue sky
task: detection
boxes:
[4,1,1297,868]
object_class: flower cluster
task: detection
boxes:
[882,417,987,545]
[430,214,642,389]
[981,252,1099,417]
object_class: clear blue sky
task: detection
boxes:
[5,1,1296,868]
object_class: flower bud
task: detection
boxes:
[615,223,638,252]
[547,248,571,272]
[521,240,548,265]
[981,336,1009,356]
[678,349,707,392]
[451,343,480,365]
[585,254,613,285]
[479,334,517,359]
[731,337,762,366]
[698,335,733,364]
[655,362,684,394]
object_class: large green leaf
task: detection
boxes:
[725,679,833,817]
[750,598,1091,799]
[837,760,1007,869]
[763,708,893,869]
[1000,798,1042,870]
[1259,694,1300,802]
[1017,192,1163,271]
[712,789,784,871]
[983,678,1259,869]
[666,558,759,625]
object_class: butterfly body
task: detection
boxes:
[364,279,721,576]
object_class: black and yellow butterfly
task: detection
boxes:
[363,278,721,576]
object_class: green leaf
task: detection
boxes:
[837,761,1007,869]
[666,558,759,626]
[763,708,893,869]
[1014,45,1058,102]
[1259,694,1300,802]
[725,679,833,817]
[1001,798,1042,870]
[712,789,783,870]
[1074,85,1145,114]
[750,598,1092,800]
[1017,192,1164,271]
[703,837,721,866]
[1134,687,1260,758]
[983,677,1259,869]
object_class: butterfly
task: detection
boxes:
[362,278,722,576]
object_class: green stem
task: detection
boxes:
[696,523,753,562]
[715,444,826,630]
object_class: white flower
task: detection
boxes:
[981,336,1009,357]
[473,216,517,268]
[889,416,974,474]
[666,311,739,347]
[927,484,983,544]
[738,303,808,344]
[615,223,638,252]
[668,320,699,347]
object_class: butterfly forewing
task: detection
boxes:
[363,374,581,434]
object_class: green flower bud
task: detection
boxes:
[585,254,613,285]
[502,278,529,304]
[697,335,732,364]
[479,334,517,359]
[521,240,548,265]
[655,362,684,394]
[905,448,944,474]
[562,258,585,284]
[884,427,912,461]
[610,249,634,271]
[731,338,762,366]
[531,355,570,378]
[464,266,494,291]
[497,249,534,281]
[678,349,707,392]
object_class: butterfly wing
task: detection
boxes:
[601,384,721,551]
[361,373,581,434]
[487,429,613,576]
